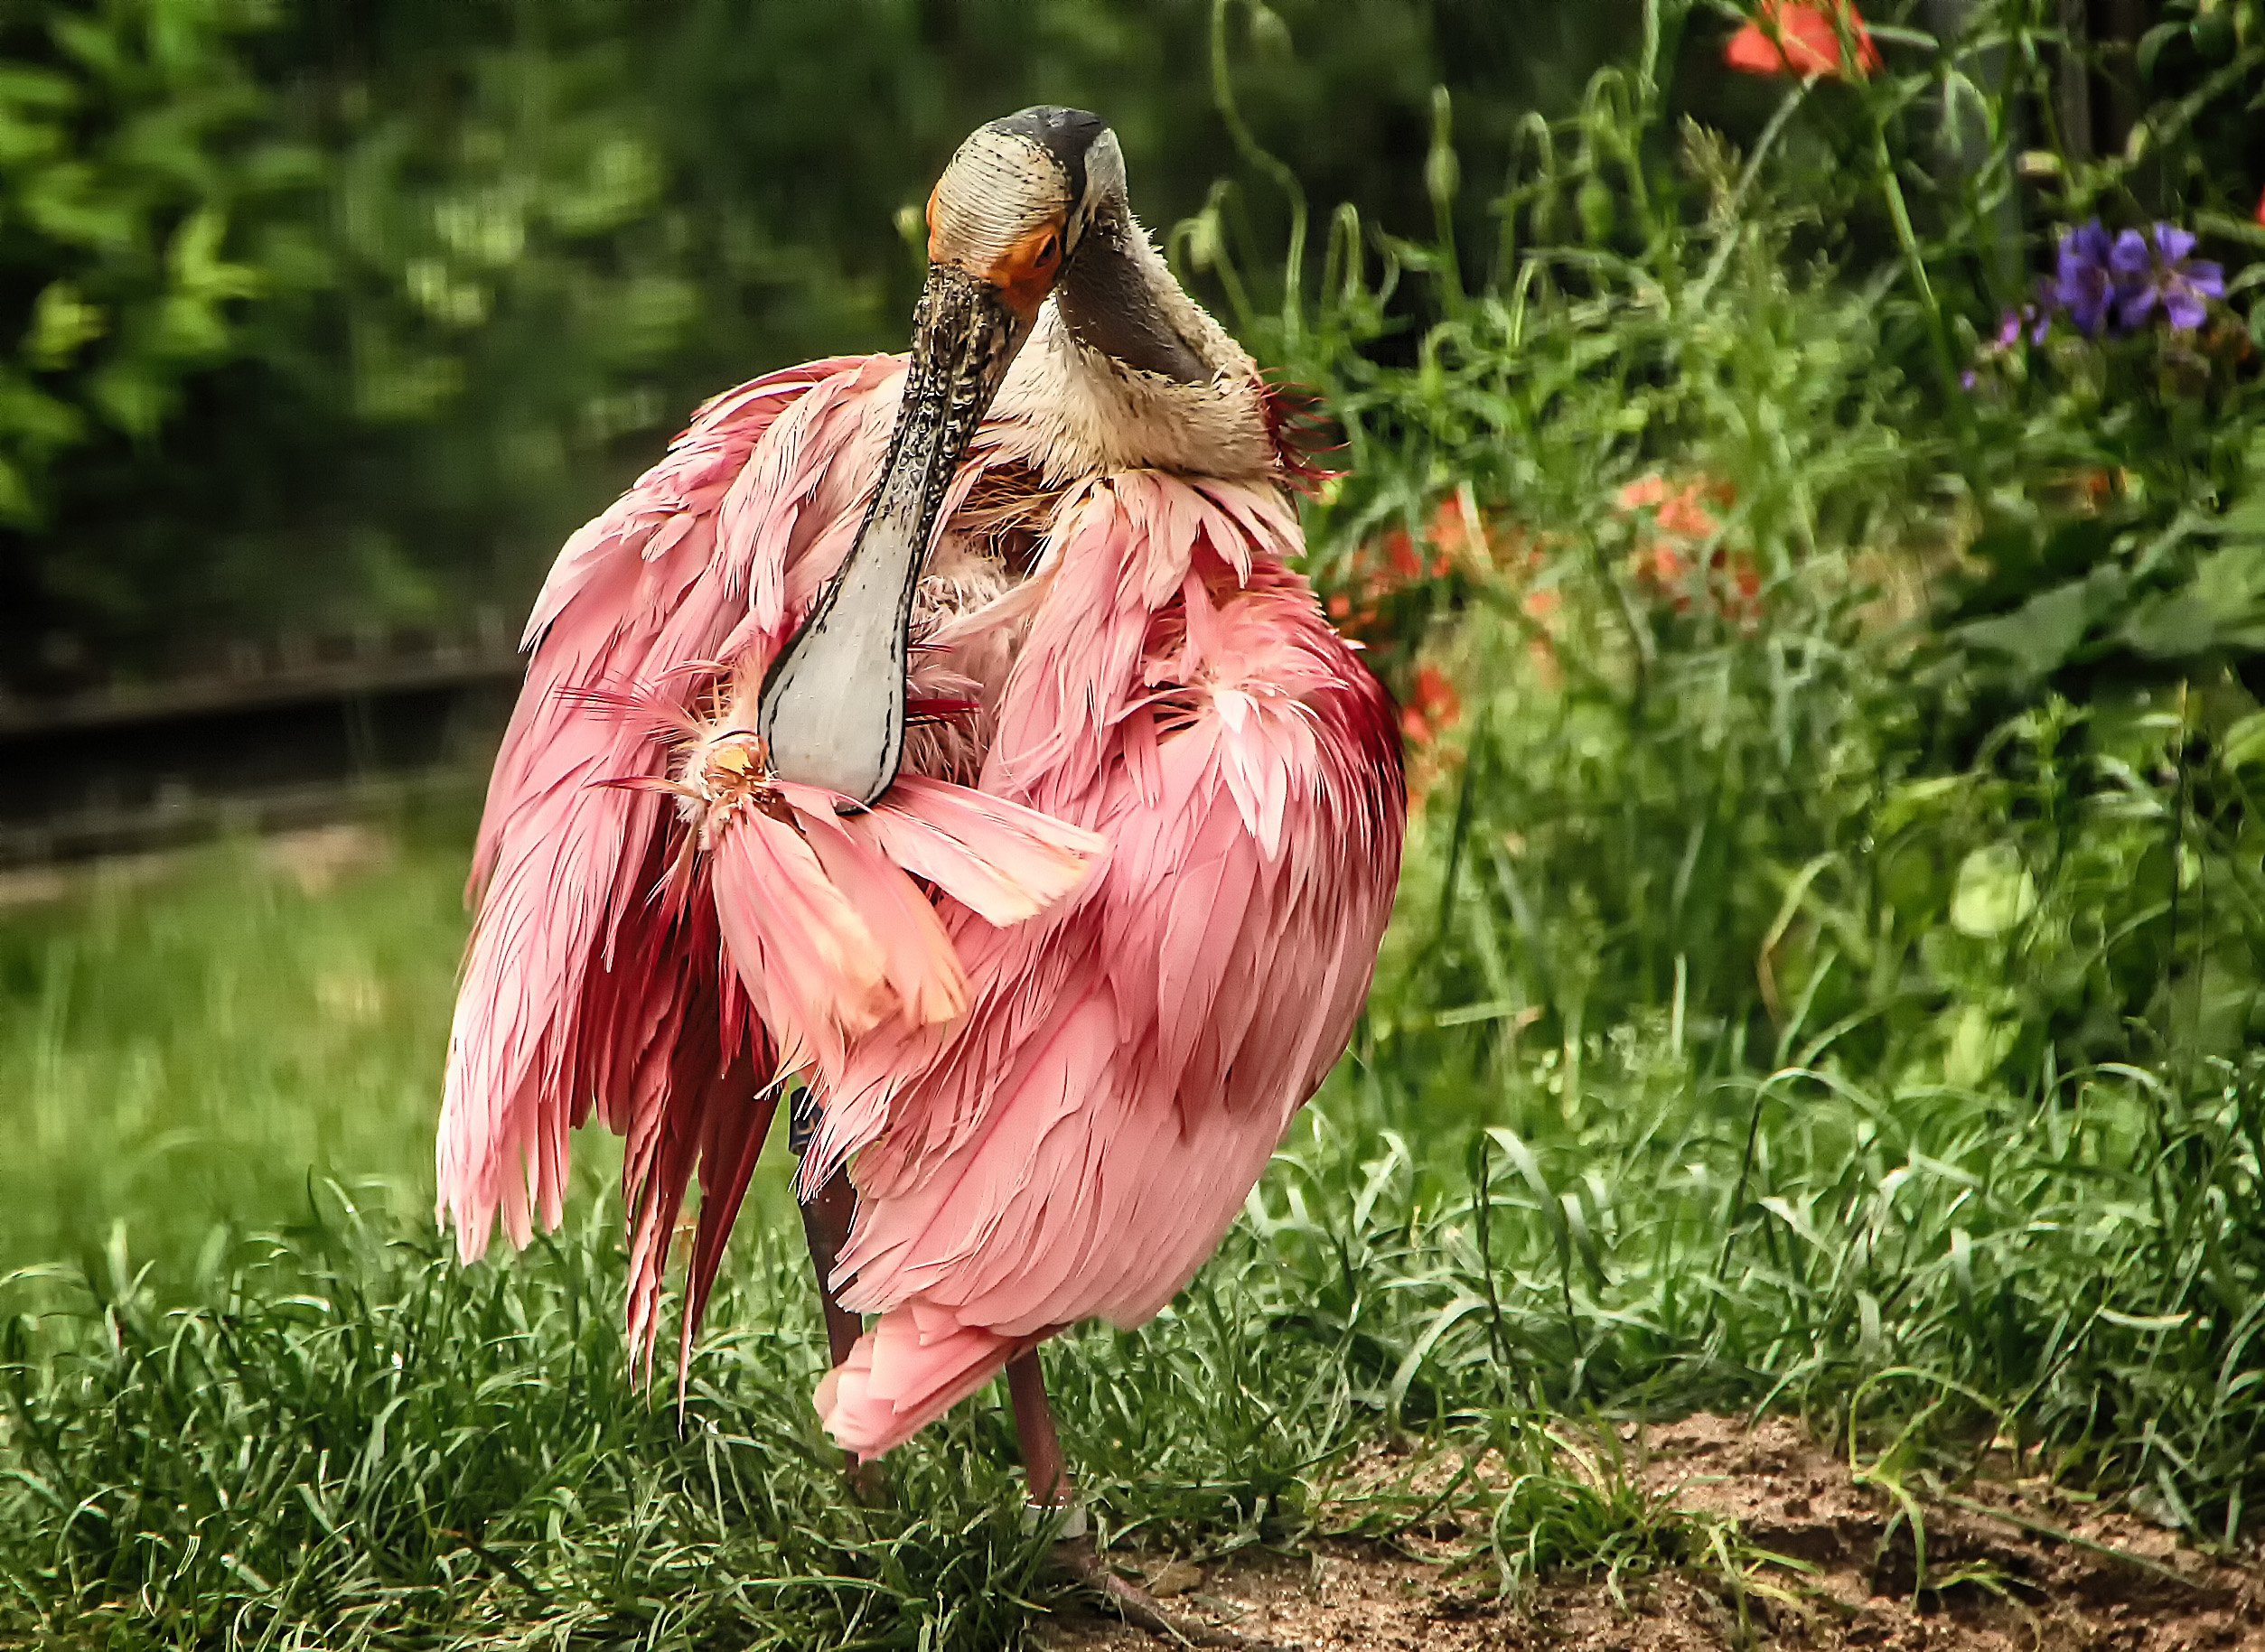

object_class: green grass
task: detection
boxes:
[0,813,2258,1647]
[0,818,477,1285]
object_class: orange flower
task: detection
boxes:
[1400,664,1462,747]
[1725,0,1880,79]
[1620,471,1731,608]
[1615,474,1671,512]
[1638,545,1692,589]
[1653,488,1720,540]
[1427,494,1474,562]
[1615,472,1730,537]
[2255,184,2265,229]
[1325,520,1433,643]
[1381,527,1423,582]
[1618,470,1767,624]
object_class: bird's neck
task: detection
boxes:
[986,206,1273,485]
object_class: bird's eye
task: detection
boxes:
[1034,230,1061,267]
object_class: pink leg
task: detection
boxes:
[799,1167,886,1499]
[1007,1350,1269,1649]
[1007,1350,1073,1508]
[797,1168,864,1369]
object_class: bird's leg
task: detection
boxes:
[797,1168,864,1367]
[1006,1350,1074,1512]
[789,1089,864,1367]
[799,1171,888,1503]
[1007,1351,1273,1651]
[791,1091,884,1500]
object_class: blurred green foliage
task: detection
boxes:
[0,0,1637,686]
[1240,0,2265,1098]
[0,1,290,554]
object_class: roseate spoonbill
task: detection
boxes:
[439,103,1402,1620]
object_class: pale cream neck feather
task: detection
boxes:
[985,218,1274,485]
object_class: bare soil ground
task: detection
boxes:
[1041,1416,2264,1652]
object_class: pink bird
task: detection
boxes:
[439,104,1402,1616]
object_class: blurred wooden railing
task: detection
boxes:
[0,627,525,866]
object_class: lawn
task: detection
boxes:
[0,790,2257,1646]
[0,817,481,1288]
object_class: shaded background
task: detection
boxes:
[0,0,1636,695]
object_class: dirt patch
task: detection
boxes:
[1038,1415,2263,1652]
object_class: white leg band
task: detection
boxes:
[1021,1497,1089,1540]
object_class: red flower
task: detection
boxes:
[1718,551,1764,625]
[1725,0,1880,79]
[1726,554,1762,603]
[1400,664,1463,747]
[1381,527,1422,582]
[2255,184,2265,229]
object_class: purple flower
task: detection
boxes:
[2111,224,2224,331]
[1965,302,2045,389]
[1994,303,2048,348]
[2053,219,2120,336]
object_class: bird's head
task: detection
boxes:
[845,105,1124,596]
[891,107,1124,485]
[925,106,1121,328]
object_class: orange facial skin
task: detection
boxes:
[984,221,1063,319]
[926,185,1064,322]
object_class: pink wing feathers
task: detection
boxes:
[443,353,1401,1438]
[445,359,867,1268]
[806,472,1405,1457]
[439,354,1102,1377]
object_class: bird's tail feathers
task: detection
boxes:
[814,1304,1045,1461]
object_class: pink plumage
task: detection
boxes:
[441,346,1402,1451]
[441,109,1406,1472]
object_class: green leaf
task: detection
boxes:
[2137,20,2185,81]
[1950,845,2036,939]
[2191,542,2265,621]
[2222,711,2265,773]
[1942,1003,2017,1087]
[1958,580,2093,677]
[23,281,106,369]
[2119,544,2265,662]
[2119,593,2220,660]
[0,66,80,113]
[0,453,33,523]
[87,358,173,436]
